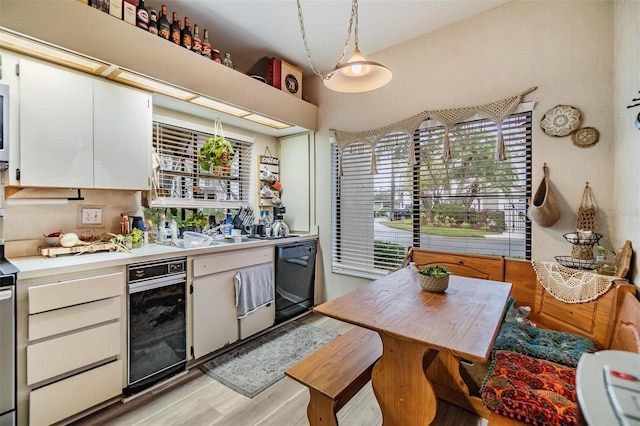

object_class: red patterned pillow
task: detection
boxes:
[480,350,579,425]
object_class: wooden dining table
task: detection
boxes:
[313,268,512,425]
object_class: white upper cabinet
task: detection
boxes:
[17,58,151,190]
[93,79,151,190]
[18,59,94,188]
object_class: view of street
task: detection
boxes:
[374,217,526,258]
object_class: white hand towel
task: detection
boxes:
[234,264,274,319]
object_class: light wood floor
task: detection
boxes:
[74,314,487,426]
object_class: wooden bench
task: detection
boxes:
[487,290,640,425]
[285,327,383,426]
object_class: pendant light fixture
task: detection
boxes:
[296,0,392,93]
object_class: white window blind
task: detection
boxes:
[332,111,532,278]
[152,120,252,209]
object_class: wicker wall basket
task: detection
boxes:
[418,275,450,293]
[527,164,561,227]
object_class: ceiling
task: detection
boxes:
[145,1,511,79]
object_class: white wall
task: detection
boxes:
[309,0,631,301]
[613,0,640,284]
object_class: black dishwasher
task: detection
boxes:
[274,240,317,323]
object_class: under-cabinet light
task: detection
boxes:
[0,28,109,75]
[109,69,196,101]
[244,113,292,130]
[5,198,69,206]
[190,96,250,117]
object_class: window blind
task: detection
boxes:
[152,121,252,209]
[332,111,532,278]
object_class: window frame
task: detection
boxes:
[151,114,254,210]
[332,107,532,279]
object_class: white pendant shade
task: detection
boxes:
[323,50,392,93]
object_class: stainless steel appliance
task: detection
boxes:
[0,83,10,164]
[125,257,187,396]
[272,206,290,237]
[0,246,18,426]
[274,240,317,323]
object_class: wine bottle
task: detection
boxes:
[181,16,193,49]
[158,5,170,39]
[191,24,202,54]
[148,9,158,35]
[170,12,181,44]
[135,0,149,31]
[201,29,212,59]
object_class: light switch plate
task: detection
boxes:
[77,205,105,228]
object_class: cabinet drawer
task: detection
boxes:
[193,247,274,277]
[29,360,123,426]
[538,292,596,333]
[29,296,121,341]
[29,272,123,314]
[27,322,120,385]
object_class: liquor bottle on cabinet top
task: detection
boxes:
[223,52,234,68]
[191,24,202,54]
[170,12,181,44]
[148,9,158,35]
[181,16,193,49]
[158,5,170,39]
[201,29,212,59]
[136,0,149,31]
[212,49,222,63]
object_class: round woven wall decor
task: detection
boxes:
[572,127,600,147]
[540,105,581,137]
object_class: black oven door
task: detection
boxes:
[126,275,187,395]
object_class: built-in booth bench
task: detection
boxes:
[286,249,639,425]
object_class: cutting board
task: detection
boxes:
[39,243,117,258]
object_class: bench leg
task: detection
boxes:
[307,389,338,426]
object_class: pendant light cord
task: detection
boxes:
[296,0,359,80]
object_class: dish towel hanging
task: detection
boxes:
[234,264,274,319]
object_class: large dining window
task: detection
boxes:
[332,111,532,278]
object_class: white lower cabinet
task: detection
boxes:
[21,270,126,425]
[191,247,275,359]
[29,360,123,426]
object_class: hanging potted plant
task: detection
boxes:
[199,118,234,175]
[199,135,234,174]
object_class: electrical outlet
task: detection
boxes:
[81,207,103,225]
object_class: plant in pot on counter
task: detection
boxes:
[199,136,234,175]
[179,212,209,233]
[129,228,144,248]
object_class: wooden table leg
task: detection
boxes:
[307,389,338,426]
[371,332,439,425]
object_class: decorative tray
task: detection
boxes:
[563,232,602,245]
[554,256,597,270]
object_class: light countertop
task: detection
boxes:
[9,234,318,279]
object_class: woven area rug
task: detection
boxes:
[199,321,339,398]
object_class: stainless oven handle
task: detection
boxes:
[0,289,13,301]
[129,274,186,294]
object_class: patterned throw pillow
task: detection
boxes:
[493,322,597,367]
[481,350,579,426]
